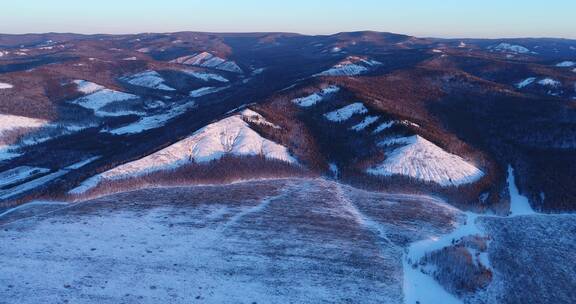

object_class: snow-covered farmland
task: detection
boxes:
[324,102,368,122]
[122,71,175,91]
[367,135,484,187]
[292,86,340,107]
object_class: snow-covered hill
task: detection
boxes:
[292,86,340,107]
[367,135,484,186]
[122,71,175,91]
[71,109,296,193]
[171,52,243,73]
[316,56,382,76]
[70,80,139,116]
[488,43,532,54]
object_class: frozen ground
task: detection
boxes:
[1,177,574,303]
[1,178,460,304]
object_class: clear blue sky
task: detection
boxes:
[1,0,575,38]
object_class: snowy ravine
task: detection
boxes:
[402,166,537,304]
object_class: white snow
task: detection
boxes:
[73,80,104,94]
[0,82,14,89]
[507,166,536,216]
[170,52,243,73]
[404,209,481,304]
[189,86,228,98]
[324,103,368,122]
[0,166,50,188]
[70,81,138,115]
[537,78,561,87]
[489,43,531,54]
[316,56,382,76]
[0,170,68,200]
[367,135,484,187]
[0,114,48,134]
[122,71,175,91]
[64,156,101,170]
[372,121,395,134]
[350,116,379,131]
[515,77,536,89]
[556,61,575,67]
[75,110,296,192]
[292,86,340,107]
[105,102,196,135]
[240,109,280,129]
[183,70,229,82]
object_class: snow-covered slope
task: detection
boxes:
[0,114,48,135]
[105,101,196,135]
[350,116,379,131]
[324,103,368,122]
[367,135,484,186]
[292,86,340,107]
[0,166,50,188]
[515,77,536,89]
[171,52,243,73]
[72,109,296,193]
[0,82,14,89]
[556,61,575,67]
[316,56,382,76]
[189,86,229,98]
[488,43,532,54]
[122,71,175,91]
[70,80,138,116]
[183,70,229,82]
[537,78,561,87]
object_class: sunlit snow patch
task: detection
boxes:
[292,86,340,107]
[350,116,379,131]
[0,82,14,89]
[556,61,575,67]
[316,56,382,76]
[71,80,138,116]
[183,70,229,82]
[324,103,368,122]
[507,166,536,215]
[189,86,229,98]
[105,101,196,135]
[171,52,243,73]
[515,77,536,89]
[122,71,175,91]
[537,78,561,87]
[367,135,484,186]
[488,43,532,54]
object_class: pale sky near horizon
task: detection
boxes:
[1,0,575,39]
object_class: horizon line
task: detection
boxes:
[0,30,575,41]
